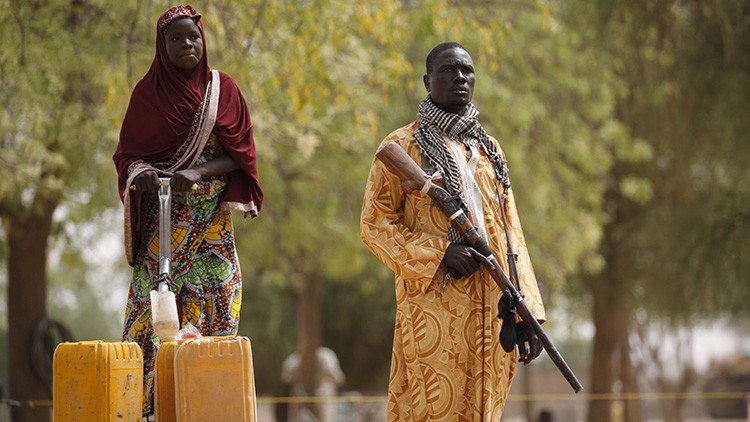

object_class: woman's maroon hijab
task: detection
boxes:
[114,5,263,213]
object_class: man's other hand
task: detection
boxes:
[516,323,543,365]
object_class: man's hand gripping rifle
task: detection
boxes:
[376,141,583,393]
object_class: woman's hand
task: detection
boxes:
[133,171,160,192]
[171,168,202,192]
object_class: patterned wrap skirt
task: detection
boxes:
[121,142,243,415]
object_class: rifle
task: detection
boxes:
[376,141,583,393]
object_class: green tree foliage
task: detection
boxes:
[0,1,135,418]
[1,1,747,414]
[0,1,127,216]
[0,0,631,397]
[574,1,750,420]
[217,0,627,394]
[638,0,750,319]
[580,0,750,322]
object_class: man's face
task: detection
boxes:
[164,18,203,71]
[424,48,475,114]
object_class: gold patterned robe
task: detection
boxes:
[360,121,546,421]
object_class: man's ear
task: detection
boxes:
[423,74,430,92]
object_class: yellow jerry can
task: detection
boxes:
[154,340,177,422]
[173,336,257,422]
[53,340,143,421]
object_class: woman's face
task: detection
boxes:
[164,18,203,71]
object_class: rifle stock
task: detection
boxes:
[375,141,583,393]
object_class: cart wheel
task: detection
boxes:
[30,317,74,388]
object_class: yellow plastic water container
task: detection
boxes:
[154,340,177,422]
[172,336,257,422]
[53,340,143,421]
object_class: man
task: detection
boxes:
[281,347,345,422]
[360,42,546,420]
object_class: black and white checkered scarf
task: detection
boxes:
[414,96,511,243]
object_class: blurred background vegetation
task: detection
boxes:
[0,0,748,421]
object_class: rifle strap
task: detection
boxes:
[493,181,535,354]
[494,181,522,294]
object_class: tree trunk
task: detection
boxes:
[5,201,56,422]
[620,332,641,422]
[587,282,622,422]
[297,270,322,418]
[587,157,640,422]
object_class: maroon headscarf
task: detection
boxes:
[114,5,263,263]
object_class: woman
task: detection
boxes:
[113,5,263,417]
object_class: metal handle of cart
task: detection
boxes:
[157,178,172,280]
